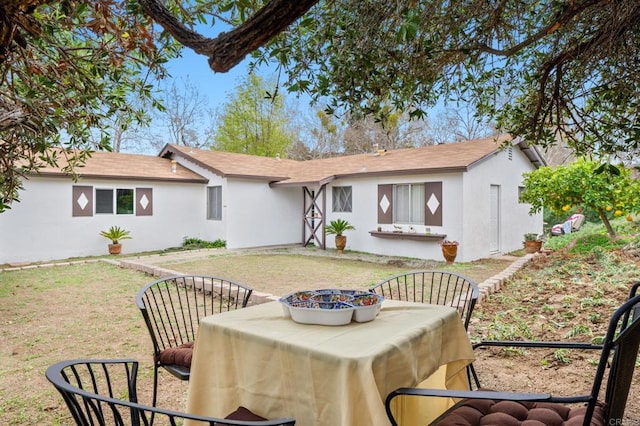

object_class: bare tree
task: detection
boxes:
[142,78,215,151]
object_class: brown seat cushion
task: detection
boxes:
[225,406,268,421]
[157,341,194,368]
[437,398,606,426]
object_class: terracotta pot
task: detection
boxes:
[335,235,347,254]
[108,243,122,255]
[441,243,458,264]
[524,240,542,254]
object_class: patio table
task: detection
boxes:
[185,299,475,426]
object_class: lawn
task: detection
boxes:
[0,218,639,424]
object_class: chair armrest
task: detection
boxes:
[387,387,551,402]
[473,340,602,351]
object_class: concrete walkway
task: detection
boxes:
[113,245,536,304]
[1,245,536,304]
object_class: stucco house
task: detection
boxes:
[0,135,545,264]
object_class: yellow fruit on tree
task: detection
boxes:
[627,215,633,222]
[606,206,613,211]
[562,205,570,211]
[614,210,623,217]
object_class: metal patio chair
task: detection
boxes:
[136,274,253,407]
[385,282,640,426]
[46,358,296,425]
[369,270,479,329]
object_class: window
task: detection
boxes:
[518,186,525,203]
[332,186,352,212]
[116,189,134,214]
[95,188,134,215]
[393,183,425,224]
[96,189,114,214]
[207,186,222,220]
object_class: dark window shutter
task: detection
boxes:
[378,184,393,224]
[136,188,153,216]
[424,182,442,226]
[72,186,93,217]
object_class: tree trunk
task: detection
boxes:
[598,208,616,237]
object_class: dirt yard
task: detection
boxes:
[1,246,638,424]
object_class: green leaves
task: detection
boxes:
[212,74,294,157]
[520,159,640,237]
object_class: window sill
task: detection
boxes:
[369,231,446,241]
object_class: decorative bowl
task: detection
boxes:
[288,301,355,326]
[279,290,318,317]
[311,293,355,303]
[350,293,384,323]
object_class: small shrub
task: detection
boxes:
[181,237,226,249]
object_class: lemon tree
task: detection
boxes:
[520,159,640,237]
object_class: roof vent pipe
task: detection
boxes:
[171,160,177,173]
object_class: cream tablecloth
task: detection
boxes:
[185,300,474,426]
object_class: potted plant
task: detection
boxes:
[324,219,355,254]
[523,233,543,253]
[440,240,459,264]
[99,226,132,255]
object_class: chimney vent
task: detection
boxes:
[171,160,177,173]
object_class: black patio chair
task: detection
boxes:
[46,358,296,425]
[136,274,253,407]
[385,282,640,426]
[369,270,479,329]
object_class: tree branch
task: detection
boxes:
[137,0,319,73]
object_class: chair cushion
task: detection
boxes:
[437,398,606,426]
[157,341,194,368]
[225,406,268,421]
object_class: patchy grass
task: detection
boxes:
[1,217,639,424]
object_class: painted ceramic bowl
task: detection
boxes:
[287,301,355,326]
[279,290,317,317]
[350,293,384,323]
[311,293,355,303]
[314,288,345,295]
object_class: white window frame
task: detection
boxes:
[207,186,222,220]
[95,188,135,215]
[393,183,425,225]
[332,186,352,212]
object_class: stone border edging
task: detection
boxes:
[1,250,540,307]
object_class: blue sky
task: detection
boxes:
[163,47,256,110]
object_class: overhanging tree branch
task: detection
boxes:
[137,0,319,73]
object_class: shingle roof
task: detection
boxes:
[161,144,300,181]
[163,135,520,186]
[30,150,207,183]
[28,135,540,186]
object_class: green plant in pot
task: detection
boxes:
[324,219,355,254]
[523,233,543,254]
[100,226,132,255]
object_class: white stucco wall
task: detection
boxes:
[324,172,465,261]
[224,179,302,249]
[323,146,542,262]
[461,147,543,261]
[0,176,206,264]
[171,155,302,249]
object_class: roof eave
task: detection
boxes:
[27,171,208,184]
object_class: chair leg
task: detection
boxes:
[152,364,159,407]
[467,363,481,390]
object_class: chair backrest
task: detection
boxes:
[369,270,479,329]
[570,213,585,230]
[46,358,296,425]
[590,285,640,423]
[136,275,253,356]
